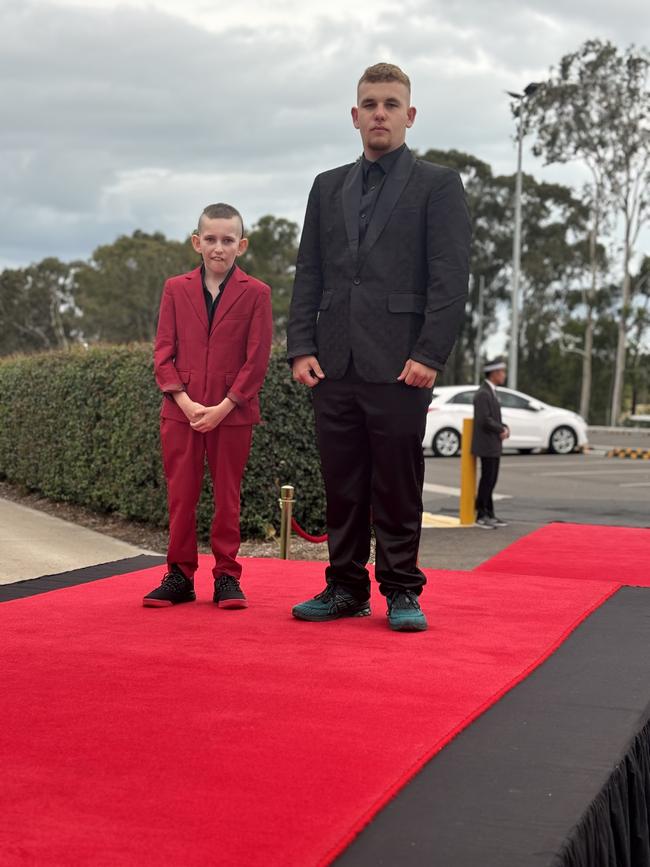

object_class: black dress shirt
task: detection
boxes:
[359,143,406,244]
[201,263,236,329]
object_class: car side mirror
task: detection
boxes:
[527,401,542,412]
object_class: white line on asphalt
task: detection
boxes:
[422,482,511,500]
[501,459,601,469]
[619,482,650,487]
[540,469,650,477]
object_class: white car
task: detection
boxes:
[423,385,589,457]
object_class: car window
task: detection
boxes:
[448,391,476,405]
[496,390,530,410]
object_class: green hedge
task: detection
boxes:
[0,345,326,539]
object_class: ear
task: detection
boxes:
[406,106,417,128]
[237,237,249,256]
[191,233,201,254]
[351,106,360,129]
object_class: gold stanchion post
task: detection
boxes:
[279,485,295,559]
[459,418,477,525]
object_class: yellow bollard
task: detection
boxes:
[279,485,295,559]
[459,418,477,525]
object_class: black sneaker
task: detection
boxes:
[213,574,248,609]
[292,584,371,621]
[143,570,196,607]
[490,514,509,527]
[475,515,497,530]
[386,590,428,632]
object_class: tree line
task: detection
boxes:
[0,39,648,425]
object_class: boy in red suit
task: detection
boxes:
[144,203,273,608]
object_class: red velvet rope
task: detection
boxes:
[291,517,328,544]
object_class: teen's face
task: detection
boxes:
[491,369,507,386]
[191,216,248,279]
[351,81,416,160]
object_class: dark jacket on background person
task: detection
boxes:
[472,381,507,457]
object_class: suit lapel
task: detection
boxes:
[211,266,248,334]
[359,147,416,261]
[183,267,209,331]
[341,158,363,263]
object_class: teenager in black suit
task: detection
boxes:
[471,358,510,529]
[287,63,471,631]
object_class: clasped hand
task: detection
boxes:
[185,399,232,432]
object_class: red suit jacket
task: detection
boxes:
[154,265,273,426]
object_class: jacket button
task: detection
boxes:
[353,277,361,285]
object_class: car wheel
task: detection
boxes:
[432,427,461,457]
[548,426,577,455]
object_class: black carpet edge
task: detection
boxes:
[551,709,650,867]
[0,554,166,602]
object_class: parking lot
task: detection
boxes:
[423,429,650,529]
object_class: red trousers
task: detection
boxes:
[161,419,252,580]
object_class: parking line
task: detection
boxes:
[619,482,650,488]
[537,468,650,477]
[422,482,511,500]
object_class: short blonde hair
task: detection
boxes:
[358,63,411,94]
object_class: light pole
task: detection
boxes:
[506,82,540,390]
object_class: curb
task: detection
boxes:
[606,447,650,460]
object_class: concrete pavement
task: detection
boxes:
[0,498,155,585]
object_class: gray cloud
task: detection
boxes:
[0,0,647,267]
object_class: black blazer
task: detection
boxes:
[287,146,472,382]
[472,382,506,457]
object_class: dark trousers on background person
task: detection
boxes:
[311,370,431,601]
[476,456,500,518]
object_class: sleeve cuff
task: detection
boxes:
[227,390,243,406]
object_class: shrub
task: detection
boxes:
[0,345,326,539]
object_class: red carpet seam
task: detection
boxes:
[317,582,623,867]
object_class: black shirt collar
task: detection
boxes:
[362,142,406,179]
[201,263,236,295]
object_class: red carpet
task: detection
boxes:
[476,522,650,585]
[1,558,617,866]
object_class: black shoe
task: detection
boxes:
[490,514,508,527]
[475,515,497,530]
[143,570,196,607]
[213,574,248,609]
[386,590,428,632]
[292,584,371,621]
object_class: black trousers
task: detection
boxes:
[476,456,500,518]
[311,373,431,600]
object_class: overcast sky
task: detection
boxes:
[1,0,648,270]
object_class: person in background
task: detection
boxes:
[472,357,510,529]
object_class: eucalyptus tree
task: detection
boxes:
[523,39,650,424]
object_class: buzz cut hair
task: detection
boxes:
[196,203,245,237]
[358,62,411,95]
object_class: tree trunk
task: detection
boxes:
[610,217,632,425]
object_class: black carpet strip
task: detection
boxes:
[337,586,650,867]
[0,555,165,602]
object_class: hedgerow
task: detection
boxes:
[0,345,326,539]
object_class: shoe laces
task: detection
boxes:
[217,574,240,591]
[387,590,420,611]
[161,571,189,591]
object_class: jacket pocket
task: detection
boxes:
[387,293,426,314]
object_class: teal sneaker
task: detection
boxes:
[292,585,371,621]
[386,590,428,632]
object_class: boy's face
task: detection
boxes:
[351,80,416,160]
[191,216,248,280]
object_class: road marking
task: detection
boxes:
[421,512,462,528]
[502,459,603,469]
[423,482,511,500]
[619,482,650,488]
[536,468,650,477]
